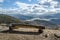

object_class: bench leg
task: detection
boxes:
[9,27,13,32]
[38,29,43,33]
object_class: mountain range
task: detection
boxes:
[0,14,60,29]
[8,13,60,25]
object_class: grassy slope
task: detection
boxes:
[0,14,21,24]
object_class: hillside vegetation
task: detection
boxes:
[0,14,21,24]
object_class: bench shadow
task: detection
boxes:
[0,30,43,35]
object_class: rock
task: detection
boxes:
[54,34,60,38]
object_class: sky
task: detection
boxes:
[0,0,60,15]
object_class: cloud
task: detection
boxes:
[28,0,32,2]
[15,1,60,15]
[0,0,60,16]
[38,0,59,8]
[16,2,30,10]
[0,0,4,2]
[15,2,46,15]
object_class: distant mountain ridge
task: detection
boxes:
[0,14,59,29]
[8,13,60,25]
[24,19,59,29]
[8,14,34,20]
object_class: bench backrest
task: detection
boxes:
[9,24,45,29]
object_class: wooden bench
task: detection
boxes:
[9,23,45,33]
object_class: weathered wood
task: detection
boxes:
[9,23,45,33]
[9,23,45,29]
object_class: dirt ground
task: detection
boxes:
[0,28,60,40]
